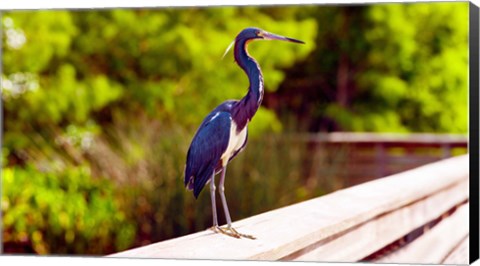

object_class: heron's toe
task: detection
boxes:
[210,225,255,239]
[231,227,256,240]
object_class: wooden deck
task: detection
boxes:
[109,154,469,264]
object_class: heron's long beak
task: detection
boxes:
[261,32,304,44]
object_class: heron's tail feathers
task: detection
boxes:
[184,164,214,199]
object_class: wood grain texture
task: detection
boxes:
[108,155,469,261]
[375,203,469,264]
[442,236,469,265]
[289,179,468,262]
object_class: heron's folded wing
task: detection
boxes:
[185,112,231,198]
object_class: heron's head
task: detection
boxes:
[235,27,305,44]
[222,27,304,59]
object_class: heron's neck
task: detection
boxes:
[232,39,264,130]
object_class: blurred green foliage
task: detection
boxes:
[2,164,135,254]
[274,3,468,133]
[1,2,469,255]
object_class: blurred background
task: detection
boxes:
[1,2,469,255]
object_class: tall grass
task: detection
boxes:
[83,114,345,250]
[3,112,349,254]
[95,119,350,251]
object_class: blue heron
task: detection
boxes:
[184,27,304,239]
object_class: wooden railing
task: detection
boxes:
[109,154,469,264]
[301,132,468,186]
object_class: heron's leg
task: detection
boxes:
[218,167,233,226]
[209,173,219,228]
[217,167,256,240]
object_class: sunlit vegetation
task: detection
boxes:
[1,2,468,255]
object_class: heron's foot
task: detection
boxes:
[210,225,256,240]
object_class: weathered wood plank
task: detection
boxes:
[108,155,469,261]
[288,179,468,262]
[442,236,469,265]
[375,203,469,264]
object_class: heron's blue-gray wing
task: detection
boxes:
[185,111,231,198]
